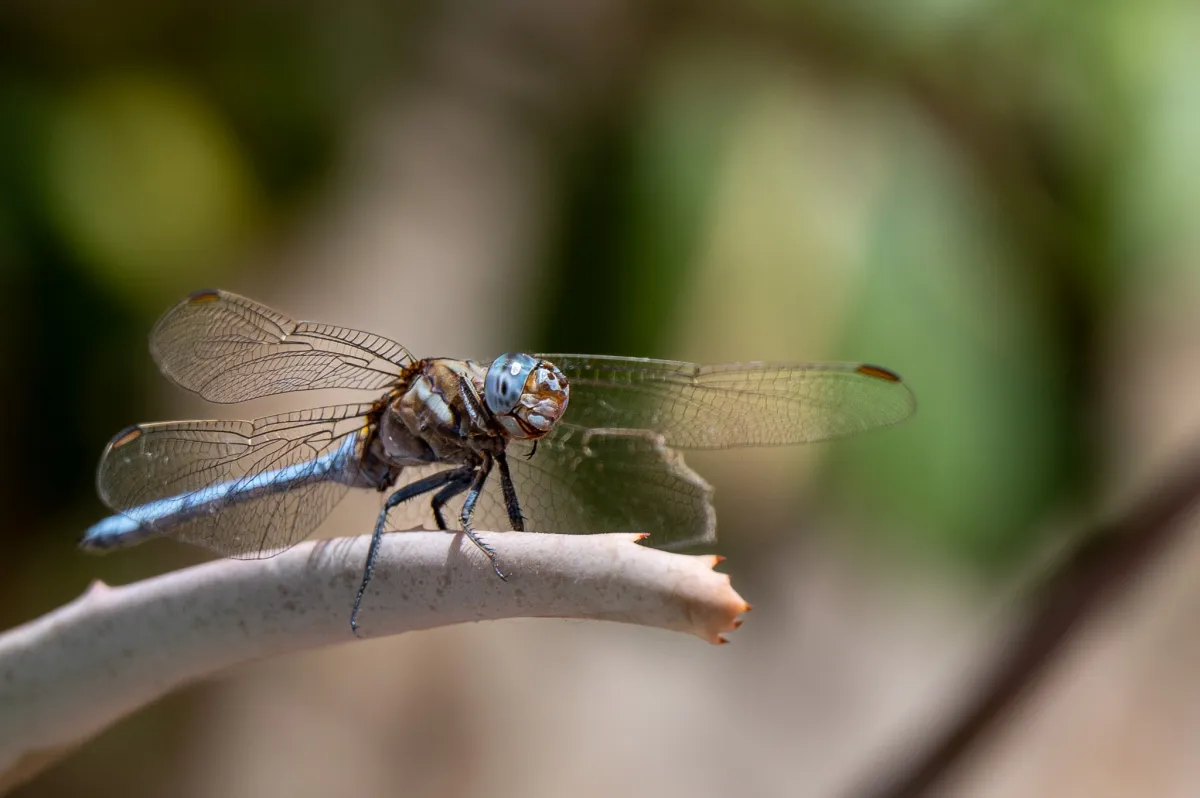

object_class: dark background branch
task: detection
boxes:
[853,448,1200,797]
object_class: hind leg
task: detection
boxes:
[350,466,472,636]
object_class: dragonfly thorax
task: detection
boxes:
[377,359,488,466]
[484,353,569,440]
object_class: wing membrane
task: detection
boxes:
[151,289,411,403]
[95,404,375,557]
[541,355,916,449]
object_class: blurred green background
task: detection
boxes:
[4,1,1200,796]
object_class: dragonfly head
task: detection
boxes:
[484,353,569,440]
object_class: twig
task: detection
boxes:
[0,531,748,791]
[853,449,1200,798]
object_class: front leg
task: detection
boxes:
[457,373,489,431]
[494,450,524,532]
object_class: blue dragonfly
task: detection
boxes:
[83,290,916,634]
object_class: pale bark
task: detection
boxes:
[0,531,747,790]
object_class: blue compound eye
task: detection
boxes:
[485,352,536,415]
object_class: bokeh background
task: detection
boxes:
[4,1,1200,796]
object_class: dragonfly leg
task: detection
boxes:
[461,455,507,580]
[351,466,471,637]
[430,468,474,530]
[457,373,489,429]
[494,451,525,531]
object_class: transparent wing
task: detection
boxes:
[95,404,376,558]
[539,355,916,449]
[386,429,716,549]
[151,289,412,403]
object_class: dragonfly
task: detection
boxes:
[82,289,917,634]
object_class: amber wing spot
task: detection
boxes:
[186,289,222,304]
[110,425,145,449]
[856,364,902,382]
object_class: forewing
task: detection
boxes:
[96,404,375,558]
[387,429,715,548]
[540,355,916,449]
[151,289,412,403]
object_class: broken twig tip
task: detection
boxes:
[84,580,111,597]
